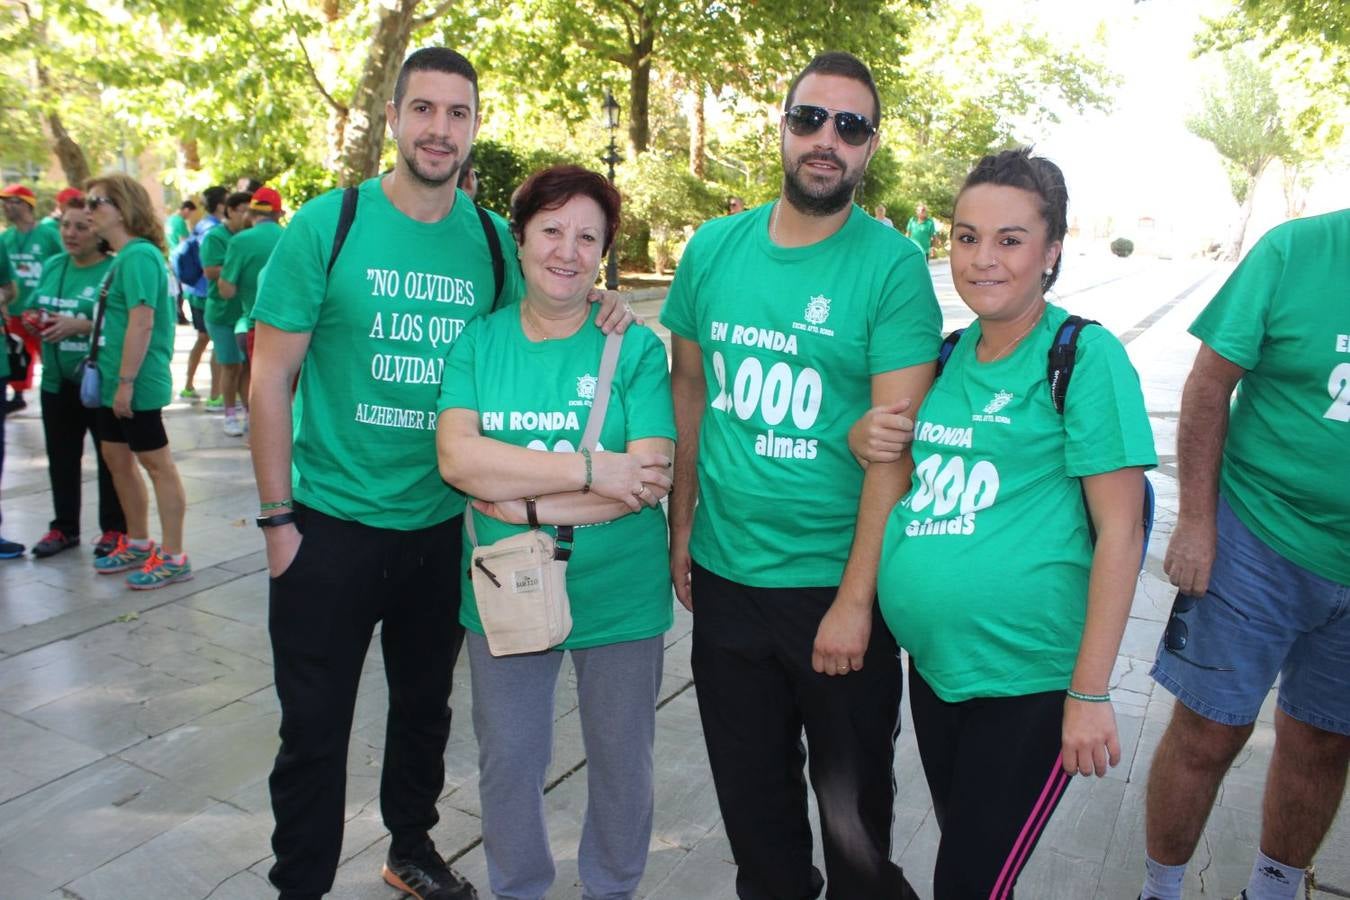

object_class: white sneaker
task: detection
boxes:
[223,415,245,437]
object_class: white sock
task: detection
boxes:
[128,537,152,550]
[1142,854,1186,900]
[1245,849,1301,900]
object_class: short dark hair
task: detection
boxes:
[510,165,621,253]
[225,191,253,212]
[179,200,197,212]
[203,186,228,214]
[394,47,478,112]
[785,51,882,127]
[959,146,1069,290]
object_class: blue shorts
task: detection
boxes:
[1151,497,1350,734]
[206,319,245,365]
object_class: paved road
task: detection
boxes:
[1,253,1346,899]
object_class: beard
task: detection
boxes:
[781,149,863,216]
[401,139,460,188]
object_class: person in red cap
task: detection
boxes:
[219,186,284,391]
[2,183,64,412]
[38,187,85,242]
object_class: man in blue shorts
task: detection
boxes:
[1140,209,1350,900]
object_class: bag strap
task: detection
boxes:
[87,266,116,364]
[475,204,505,310]
[326,186,360,276]
[465,328,625,552]
[1047,314,1098,414]
[934,327,966,376]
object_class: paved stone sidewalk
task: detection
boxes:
[0,256,1345,899]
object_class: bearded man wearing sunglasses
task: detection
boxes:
[662,51,940,900]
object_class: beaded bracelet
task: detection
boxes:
[260,499,293,513]
[579,447,593,493]
[1066,688,1111,703]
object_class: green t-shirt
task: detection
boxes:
[877,305,1158,702]
[31,252,113,390]
[438,306,677,649]
[0,223,64,313]
[905,216,937,255]
[253,178,522,530]
[0,242,9,381]
[221,219,282,329]
[1191,209,1350,584]
[660,203,942,587]
[166,213,190,248]
[95,239,175,410]
[201,223,238,325]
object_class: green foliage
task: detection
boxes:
[1110,237,1134,257]
[1186,50,1291,203]
[616,151,721,271]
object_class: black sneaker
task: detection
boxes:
[32,529,80,558]
[381,846,477,899]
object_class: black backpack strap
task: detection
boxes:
[1047,315,1099,414]
[326,186,360,276]
[934,327,966,377]
[476,204,505,310]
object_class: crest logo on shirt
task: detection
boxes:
[804,295,831,325]
[81,286,95,299]
[973,390,1014,424]
[983,391,1014,415]
[576,374,597,401]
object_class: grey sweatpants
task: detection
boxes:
[468,631,664,900]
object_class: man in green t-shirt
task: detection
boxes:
[1141,210,1350,900]
[2,183,65,412]
[662,52,938,900]
[250,47,633,900]
[905,202,937,258]
[219,185,285,425]
[201,192,252,435]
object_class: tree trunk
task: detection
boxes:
[688,83,705,177]
[180,137,201,171]
[336,0,420,186]
[32,59,90,187]
[1228,172,1261,260]
[628,57,651,156]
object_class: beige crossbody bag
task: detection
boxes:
[465,329,624,656]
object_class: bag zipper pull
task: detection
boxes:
[474,557,501,588]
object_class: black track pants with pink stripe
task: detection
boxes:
[908,659,1071,900]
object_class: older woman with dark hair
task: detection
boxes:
[85,173,190,589]
[436,165,674,900]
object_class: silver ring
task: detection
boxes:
[634,485,645,497]
[837,665,849,672]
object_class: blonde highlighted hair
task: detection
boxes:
[84,173,166,252]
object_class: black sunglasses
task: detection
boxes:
[1163,589,1249,672]
[784,104,876,147]
[87,196,116,210]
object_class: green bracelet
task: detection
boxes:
[579,447,592,493]
[1066,688,1111,703]
[260,499,293,512]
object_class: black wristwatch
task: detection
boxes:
[256,512,298,529]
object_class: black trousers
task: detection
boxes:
[267,505,466,897]
[908,660,1070,900]
[690,563,914,900]
[40,382,126,536]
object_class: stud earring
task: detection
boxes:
[1044,268,1053,276]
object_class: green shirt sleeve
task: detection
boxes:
[253,195,335,333]
[868,247,942,374]
[200,226,229,269]
[658,228,704,341]
[221,237,245,285]
[120,244,164,308]
[1188,237,1281,371]
[486,208,524,309]
[438,318,483,414]
[1063,328,1158,477]
[621,329,676,443]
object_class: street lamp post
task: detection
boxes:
[601,89,622,291]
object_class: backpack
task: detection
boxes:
[934,314,1156,570]
[173,232,205,288]
[325,186,505,307]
